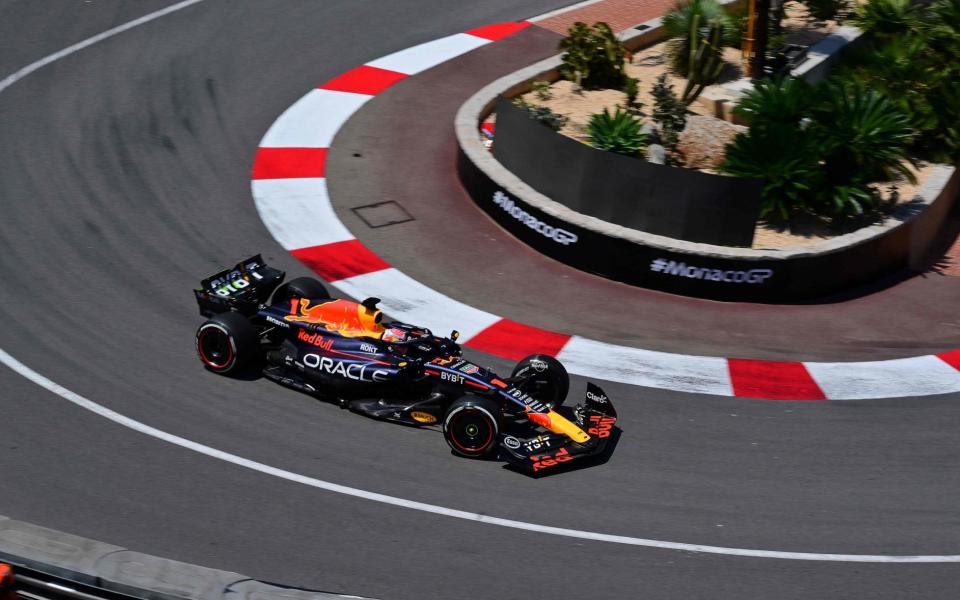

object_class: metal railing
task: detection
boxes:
[2,564,142,600]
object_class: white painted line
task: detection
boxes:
[0,0,208,94]
[557,336,734,396]
[2,347,957,562]
[252,178,354,249]
[528,0,607,22]
[366,34,489,75]
[332,268,501,341]
[805,356,960,400]
[259,89,371,148]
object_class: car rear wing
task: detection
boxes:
[194,254,285,317]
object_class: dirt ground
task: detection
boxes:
[503,1,935,249]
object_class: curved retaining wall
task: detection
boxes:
[455,28,960,301]
[492,96,763,246]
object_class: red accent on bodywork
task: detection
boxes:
[728,359,827,400]
[530,447,572,472]
[318,65,408,95]
[252,148,327,180]
[526,411,552,428]
[292,240,390,282]
[464,319,571,360]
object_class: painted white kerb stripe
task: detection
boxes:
[2,348,958,563]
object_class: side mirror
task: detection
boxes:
[450,330,460,341]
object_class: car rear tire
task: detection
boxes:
[443,396,501,458]
[272,277,330,305]
[196,312,259,374]
[510,354,569,409]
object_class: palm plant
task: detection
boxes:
[720,126,821,219]
[851,0,922,38]
[807,82,915,215]
[588,108,648,156]
[840,37,938,139]
[732,76,813,126]
[721,77,821,218]
[926,0,960,75]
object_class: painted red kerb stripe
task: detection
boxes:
[466,21,531,41]
[465,319,571,361]
[318,65,408,96]
[935,349,960,371]
[292,240,390,282]
[728,359,827,400]
[252,148,327,180]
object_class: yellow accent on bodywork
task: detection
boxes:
[545,410,590,443]
[410,411,437,424]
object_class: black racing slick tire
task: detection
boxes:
[272,277,330,304]
[196,312,259,375]
[510,354,569,409]
[443,396,501,458]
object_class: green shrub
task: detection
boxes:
[588,108,648,156]
[558,22,627,90]
[623,76,641,110]
[651,74,688,163]
[531,79,552,101]
[512,98,569,131]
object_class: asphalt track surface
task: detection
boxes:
[0,2,958,599]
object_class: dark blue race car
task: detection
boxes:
[193,256,618,472]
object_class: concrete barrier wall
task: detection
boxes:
[459,141,959,301]
[492,96,763,246]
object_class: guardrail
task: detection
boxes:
[0,516,365,600]
[3,563,141,600]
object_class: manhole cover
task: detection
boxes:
[351,201,415,228]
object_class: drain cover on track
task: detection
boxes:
[351,201,415,228]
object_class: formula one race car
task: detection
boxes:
[193,256,617,472]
